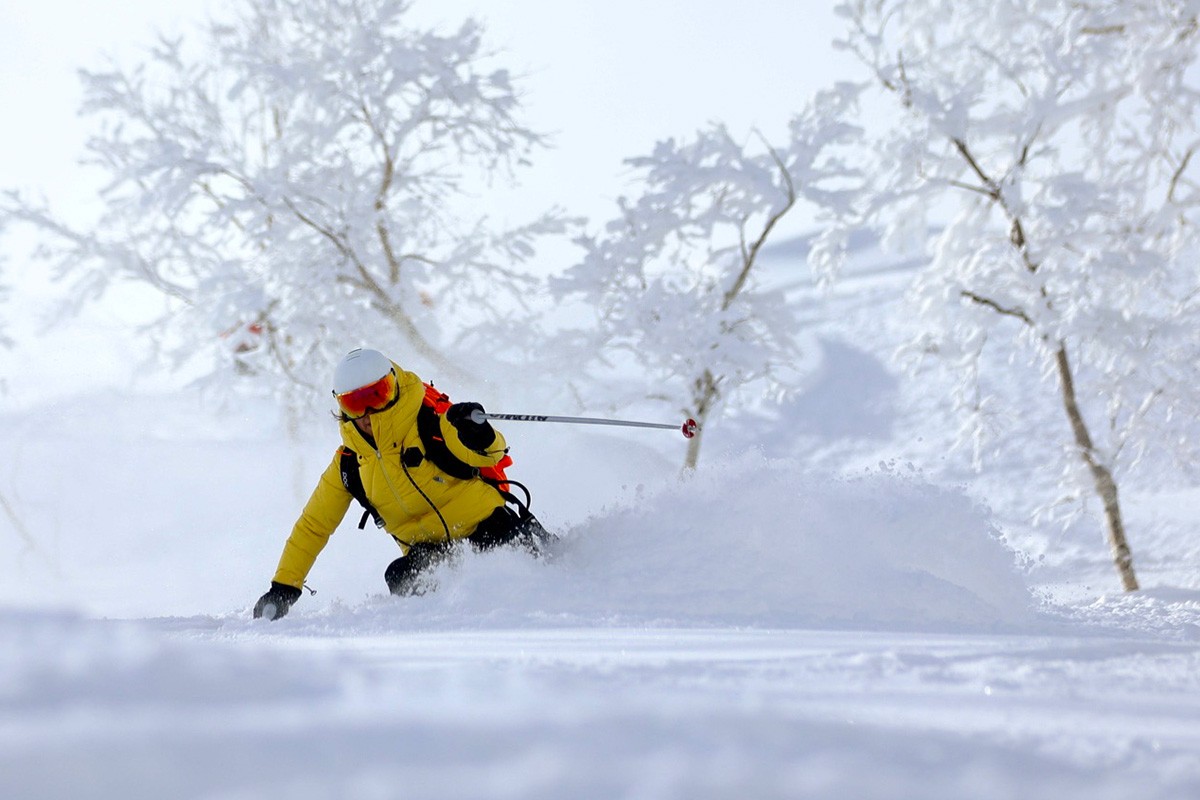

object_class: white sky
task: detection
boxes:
[0,0,849,224]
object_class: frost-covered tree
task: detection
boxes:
[557,94,859,468]
[3,0,564,401]
[814,0,1200,591]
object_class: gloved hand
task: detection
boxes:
[445,402,496,450]
[253,582,303,620]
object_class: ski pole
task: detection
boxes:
[470,409,699,439]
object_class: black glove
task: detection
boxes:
[445,402,496,451]
[253,582,303,620]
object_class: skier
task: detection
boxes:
[252,347,551,620]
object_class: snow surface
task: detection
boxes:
[2,243,1200,799]
[3,374,1200,798]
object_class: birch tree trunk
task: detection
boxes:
[683,370,718,471]
[1052,345,1139,591]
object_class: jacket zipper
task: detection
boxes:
[375,447,417,517]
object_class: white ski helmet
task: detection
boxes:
[332,348,393,394]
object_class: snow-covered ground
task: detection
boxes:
[5,612,1200,800]
[4,241,1200,798]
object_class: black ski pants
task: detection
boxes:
[384,506,553,596]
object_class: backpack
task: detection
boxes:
[339,383,518,530]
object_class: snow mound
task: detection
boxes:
[270,453,1038,633]
[1053,588,1200,641]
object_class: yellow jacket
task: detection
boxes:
[272,367,508,589]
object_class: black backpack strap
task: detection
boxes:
[415,404,480,481]
[415,404,537,514]
[338,447,384,530]
[480,477,533,517]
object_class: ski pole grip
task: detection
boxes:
[469,409,488,425]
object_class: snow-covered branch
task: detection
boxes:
[5,0,572,405]
[821,0,1200,591]
[556,93,862,468]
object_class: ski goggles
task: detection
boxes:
[334,370,399,419]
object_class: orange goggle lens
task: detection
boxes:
[335,371,398,419]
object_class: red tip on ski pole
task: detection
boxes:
[681,419,698,439]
